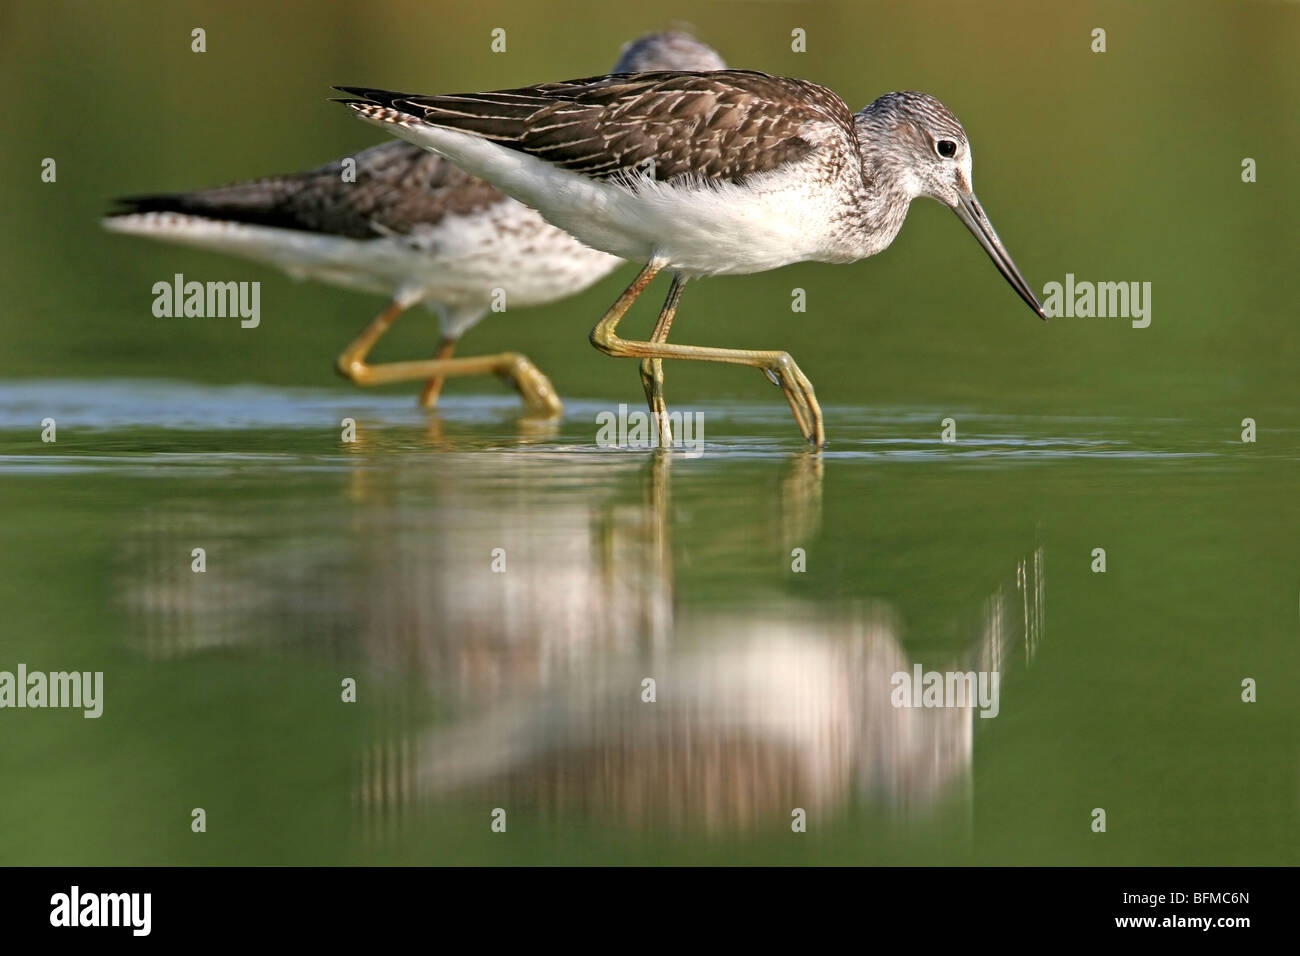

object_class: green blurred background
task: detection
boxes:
[0,1,1296,866]
[1,0,1296,418]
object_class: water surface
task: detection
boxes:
[1,382,1293,864]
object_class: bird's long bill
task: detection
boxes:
[954,193,1045,320]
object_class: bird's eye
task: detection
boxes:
[937,140,957,158]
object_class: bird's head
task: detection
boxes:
[862,91,972,206]
[857,91,1045,319]
[612,31,728,73]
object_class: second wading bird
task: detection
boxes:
[338,70,1046,445]
[105,32,726,413]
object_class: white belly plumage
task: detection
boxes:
[376,120,853,277]
[103,198,621,312]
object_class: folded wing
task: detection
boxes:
[336,71,858,186]
[108,142,507,239]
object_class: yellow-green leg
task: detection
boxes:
[335,299,562,417]
[638,274,687,449]
[592,265,825,446]
[417,337,458,409]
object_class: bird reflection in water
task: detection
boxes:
[348,454,1044,836]
[113,450,1042,836]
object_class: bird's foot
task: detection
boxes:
[497,353,564,418]
[639,357,674,448]
[763,353,824,447]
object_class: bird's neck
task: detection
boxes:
[854,178,913,259]
[847,113,917,259]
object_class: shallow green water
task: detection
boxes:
[0,385,1295,864]
[0,0,1297,864]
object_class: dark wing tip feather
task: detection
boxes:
[106,193,183,216]
[331,87,430,128]
[332,86,412,104]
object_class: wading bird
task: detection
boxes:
[105,32,726,413]
[338,71,1045,444]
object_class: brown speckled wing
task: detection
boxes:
[345,71,858,185]
[109,141,508,240]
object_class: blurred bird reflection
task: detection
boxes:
[116,450,1043,836]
